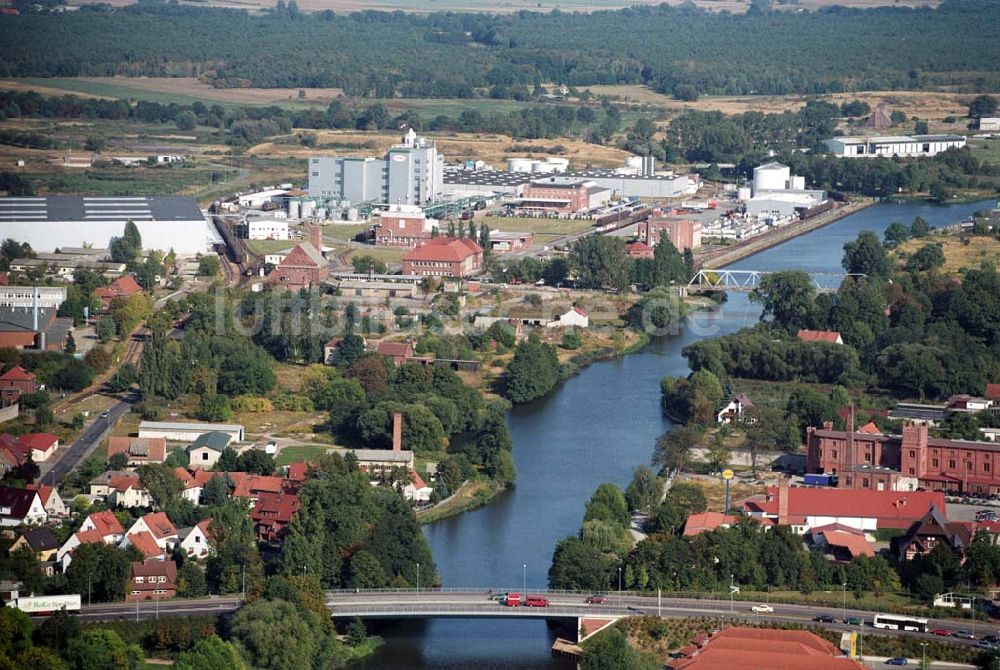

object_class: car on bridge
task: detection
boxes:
[844,616,864,626]
[523,596,550,608]
[488,591,508,602]
[751,604,773,614]
[885,658,908,666]
[930,628,951,636]
[953,630,975,640]
[585,594,607,605]
[813,615,835,623]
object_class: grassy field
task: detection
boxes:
[969,136,1000,164]
[324,224,371,243]
[895,233,1000,274]
[275,444,333,466]
[475,215,596,239]
[344,245,408,266]
[246,239,295,255]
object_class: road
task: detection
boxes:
[43,392,136,484]
[74,595,242,622]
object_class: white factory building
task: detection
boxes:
[744,162,826,219]
[0,286,67,309]
[823,134,967,158]
[0,196,214,255]
[308,129,444,206]
[240,219,289,241]
[442,166,698,200]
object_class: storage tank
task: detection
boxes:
[301,200,315,219]
[347,207,359,221]
[545,157,570,172]
[753,162,791,193]
[532,160,558,173]
[625,156,644,171]
[790,175,806,190]
[287,200,300,219]
[507,158,535,173]
[314,208,327,219]
[737,186,752,202]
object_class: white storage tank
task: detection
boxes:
[288,200,300,219]
[790,175,806,190]
[545,157,570,172]
[531,161,558,173]
[752,162,791,193]
[347,207,359,221]
[301,200,315,219]
[625,156,644,171]
[737,186,752,202]
[507,158,535,173]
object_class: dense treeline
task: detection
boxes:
[1,1,998,98]
[683,226,1000,401]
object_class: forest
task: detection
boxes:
[1,0,998,98]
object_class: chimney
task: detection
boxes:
[32,285,38,332]
[845,404,855,472]
[392,412,403,452]
[309,225,322,253]
[777,477,790,526]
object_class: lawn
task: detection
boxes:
[968,136,1000,164]
[344,246,408,267]
[275,444,334,466]
[475,215,596,239]
[246,239,295,256]
[324,224,371,243]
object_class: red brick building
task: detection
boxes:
[520,177,610,214]
[639,214,702,251]
[0,365,35,405]
[625,241,654,259]
[252,492,301,543]
[807,421,1000,495]
[127,559,177,602]
[374,206,436,248]
[402,237,483,278]
[269,227,327,289]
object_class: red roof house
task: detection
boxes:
[375,340,414,366]
[123,530,167,560]
[985,383,1000,402]
[94,275,143,309]
[252,492,301,543]
[668,627,866,670]
[797,329,844,345]
[683,512,737,536]
[625,241,654,259]
[17,433,59,462]
[401,237,483,278]
[0,365,36,405]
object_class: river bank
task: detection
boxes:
[696,199,876,269]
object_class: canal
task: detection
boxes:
[352,199,992,669]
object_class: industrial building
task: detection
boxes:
[823,134,967,158]
[308,129,444,206]
[488,230,534,253]
[374,205,438,248]
[0,287,66,310]
[978,118,1000,132]
[505,157,570,174]
[519,177,611,214]
[442,166,698,200]
[0,196,213,255]
[745,162,827,219]
[402,237,483,278]
[639,214,702,251]
[239,219,289,241]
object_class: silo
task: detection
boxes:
[301,200,315,219]
[532,160,558,173]
[752,162,791,194]
[546,157,570,172]
[347,207,359,221]
[790,175,805,190]
[625,156,644,172]
[507,158,534,173]
[287,200,300,219]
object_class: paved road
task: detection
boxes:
[73,595,242,622]
[44,393,136,484]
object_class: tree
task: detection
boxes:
[197,255,221,277]
[347,550,388,589]
[504,338,561,404]
[910,216,930,237]
[581,627,659,670]
[968,94,998,119]
[905,243,945,272]
[65,629,144,670]
[883,222,911,249]
[64,542,132,603]
[215,446,239,472]
[584,483,630,528]
[37,609,81,655]
[561,328,582,350]
[109,221,142,264]
[201,473,231,505]
[235,449,275,476]
[750,270,817,332]
[96,316,116,342]
[337,333,366,368]
[197,393,231,422]
[229,591,326,670]
[350,255,386,274]
[107,452,128,470]
[345,617,367,646]
[624,465,662,515]
[652,424,702,473]
[174,636,245,670]
[548,536,612,591]
[177,561,208,598]
[570,235,630,291]
[0,607,32,659]
[842,230,891,279]
[175,111,198,131]
[64,331,76,354]
[137,463,184,509]
[110,293,153,336]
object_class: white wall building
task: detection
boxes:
[823,135,967,158]
[0,287,67,309]
[138,421,245,443]
[977,118,1000,132]
[0,196,214,255]
[243,219,290,241]
[238,189,287,209]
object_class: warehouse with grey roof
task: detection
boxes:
[0,196,216,255]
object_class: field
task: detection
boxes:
[475,215,596,239]
[895,233,1000,274]
[275,444,334,466]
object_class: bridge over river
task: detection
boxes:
[687,269,866,293]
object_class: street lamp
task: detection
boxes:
[842,581,847,623]
[920,641,928,669]
[416,562,420,593]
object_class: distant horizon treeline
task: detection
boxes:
[1,0,999,99]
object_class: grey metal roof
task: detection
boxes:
[443,166,687,187]
[0,196,204,224]
[189,431,232,452]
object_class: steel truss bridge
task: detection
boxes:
[687,270,866,293]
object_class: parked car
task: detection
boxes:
[885,658,908,666]
[751,604,773,614]
[953,630,975,640]
[585,595,607,605]
[813,615,836,623]
[930,629,951,636]
[523,596,550,608]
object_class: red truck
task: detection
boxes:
[504,592,521,607]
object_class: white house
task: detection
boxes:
[123,512,178,552]
[0,487,47,527]
[244,219,290,240]
[546,306,589,329]
[177,519,213,559]
[58,510,124,568]
[186,431,233,470]
[403,470,433,503]
[174,467,203,504]
[25,484,68,517]
[717,393,754,424]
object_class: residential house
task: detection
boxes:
[797,329,843,345]
[741,478,945,534]
[121,530,168,561]
[0,365,35,405]
[231,474,296,503]
[107,436,167,465]
[17,433,59,462]
[177,518,213,559]
[624,241,654,259]
[947,394,994,413]
[186,431,233,470]
[174,467,203,504]
[809,524,874,561]
[683,512,737,537]
[123,512,178,553]
[93,275,143,310]
[401,237,484,278]
[323,337,343,365]
[403,470,433,503]
[252,493,300,543]
[892,505,974,562]
[0,486,46,527]
[286,462,309,483]
[90,471,152,508]
[546,306,589,329]
[25,484,68,517]
[9,527,60,562]
[57,510,123,568]
[126,559,177,602]
[375,341,414,366]
[268,227,327,290]
[667,626,866,670]
[716,393,754,425]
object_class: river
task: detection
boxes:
[352,199,991,669]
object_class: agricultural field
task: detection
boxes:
[895,233,1000,275]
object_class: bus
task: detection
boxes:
[873,614,928,632]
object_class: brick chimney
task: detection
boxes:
[777,477,790,526]
[309,225,323,253]
[845,404,855,472]
[392,412,403,452]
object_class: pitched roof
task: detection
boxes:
[19,527,59,552]
[670,627,866,670]
[25,483,57,506]
[286,462,308,482]
[376,341,413,358]
[139,512,177,540]
[733,393,753,408]
[130,558,177,581]
[897,505,974,554]
[252,492,301,524]
[94,275,143,301]
[127,531,164,559]
[73,528,106,546]
[797,329,842,343]
[232,474,285,498]
[0,365,34,382]
[174,467,199,490]
[743,486,946,529]
[817,528,874,558]
[857,421,882,435]
[109,473,142,493]
[409,469,428,490]
[19,433,58,451]
[279,242,326,269]
[986,383,1000,401]
[403,237,483,263]
[683,512,737,536]
[108,436,167,461]
[625,241,652,251]
[87,510,124,537]
[0,486,40,520]
[189,431,232,452]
